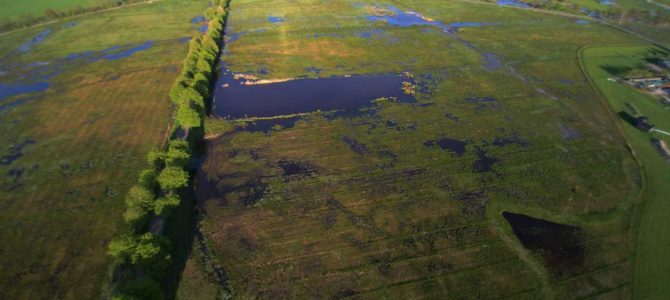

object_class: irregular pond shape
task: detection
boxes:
[0,82,49,101]
[600,0,614,5]
[212,68,416,118]
[366,6,491,32]
[424,137,468,155]
[472,146,498,172]
[482,53,502,70]
[103,42,153,60]
[200,24,209,33]
[1,139,35,166]
[503,212,585,272]
[191,16,205,23]
[268,16,286,23]
[496,0,531,8]
[575,20,590,25]
[65,41,153,62]
[18,29,52,53]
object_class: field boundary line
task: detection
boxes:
[0,0,159,38]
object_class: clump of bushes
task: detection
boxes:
[107,1,231,298]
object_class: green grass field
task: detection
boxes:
[0,0,120,23]
[581,45,670,300]
[0,0,207,298]
[178,0,661,298]
[0,0,119,22]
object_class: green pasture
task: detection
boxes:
[183,0,656,298]
[0,0,206,299]
[0,0,121,23]
[581,45,670,300]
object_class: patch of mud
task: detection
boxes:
[503,211,585,273]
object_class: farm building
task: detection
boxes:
[634,116,655,132]
[652,139,670,161]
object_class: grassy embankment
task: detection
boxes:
[0,0,207,298]
[580,44,670,300]
[181,0,650,298]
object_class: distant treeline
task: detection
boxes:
[0,0,149,33]
[104,0,230,299]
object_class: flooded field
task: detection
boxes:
[185,0,643,298]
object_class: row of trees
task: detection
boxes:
[106,1,230,299]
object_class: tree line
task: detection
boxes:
[105,1,230,299]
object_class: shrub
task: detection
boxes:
[175,105,201,129]
[138,169,158,190]
[123,185,154,229]
[146,149,166,169]
[165,140,191,167]
[114,277,164,300]
[157,166,189,190]
[154,195,181,216]
[204,7,217,20]
[108,234,136,262]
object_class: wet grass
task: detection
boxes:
[0,0,207,299]
[580,44,670,300]
[184,0,653,298]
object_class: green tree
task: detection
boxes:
[175,104,201,129]
[123,186,154,229]
[154,195,181,216]
[158,166,189,190]
[165,140,191,167]
[146,149,165,169]
[138,169,157,190]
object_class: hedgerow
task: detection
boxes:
[106,1,230,298]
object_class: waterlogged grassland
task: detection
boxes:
[0,0,207,298]
[185,0,653,298]
[581,45,670,300]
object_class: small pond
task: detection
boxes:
[211,69,415,118]
[503,211,585,273]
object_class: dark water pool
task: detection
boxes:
[503,212,585,273]
[212,69,415,118]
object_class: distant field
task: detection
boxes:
[180,0,649,298]
[0,0,206,298]
[0,0,117,22]
[581,45,670,300]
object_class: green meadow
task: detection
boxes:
[0,0,115,22]
[0,0,207,298]
[581,45,670,300]
[179,0,669,299]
